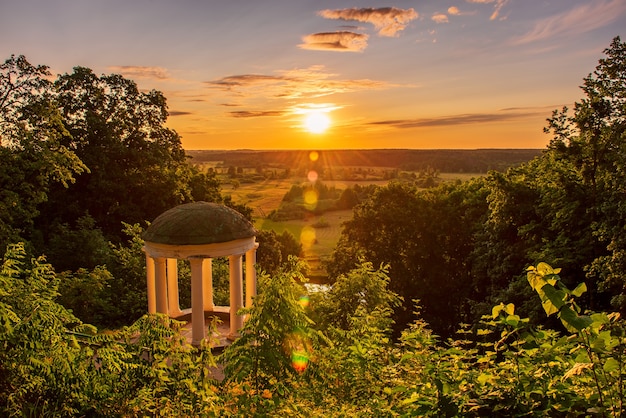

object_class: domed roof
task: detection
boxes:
[143,202,257,245]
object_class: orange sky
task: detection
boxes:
[2,0,625,149]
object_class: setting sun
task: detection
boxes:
[304,111,331,134]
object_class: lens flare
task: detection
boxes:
[291,350,309,373]
[304,189,318,206]
[307,170,318,182]
[309,151,319,161]
[300,226,316,249]
[299,295,310,308]
[285,330,312,373]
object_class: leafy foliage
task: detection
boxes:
[221,257,317,412]
[0,55,86,251]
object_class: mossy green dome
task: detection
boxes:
[143,202,256,245]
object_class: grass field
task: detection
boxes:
[222,173,483,279]
[221,177,352,279]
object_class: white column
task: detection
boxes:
[166,258,181,316]
[190,257,206,345]
[145,253,156,314]
[203,258,214,311]
[228,254,244,339]
[155,257,168,314]
[245,245,258,307]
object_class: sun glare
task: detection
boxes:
[304,111,331,134]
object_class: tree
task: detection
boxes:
[544,36,626,313]
[220,258,317,413]
[327,181,489,337]
[256,229,302,275]
[37,67,191,241]
[0,243,95,416]
[0,55,86,251]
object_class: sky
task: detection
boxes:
[1,0,625,150]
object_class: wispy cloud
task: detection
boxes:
[466,0,509,20]
[108,66,170,80]
[511,0,626,45]
[318,7,418,37]
[299,31,369,52]
[205,65,397,100]
[168,110,193,116]
[206,74,282,90]
[370,107,551,129]
[229,110,284,118]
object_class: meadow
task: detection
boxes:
[218,170,482,280]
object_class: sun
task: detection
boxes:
[304,111,331,134]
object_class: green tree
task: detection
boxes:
[256,229,302,275]
[327,181,488,337]
[220,258,317,413]
[0,243,95,416]
[541,36,626,313]
[0,55,86,251]
[40,67,189,240]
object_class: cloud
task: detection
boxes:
[465,0,509,20]
[206,74,283,90]
[229,110,284,118]
[205,65,398,100]
[431,13,449,23]
[168,110,192,116]
[447,6,474,16]
[318,7,418,37]
[511,0,626,45]
[299,31,369,52]
[370,107,550,129]
[108,66,170,80]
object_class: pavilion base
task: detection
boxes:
[175,309,238,350]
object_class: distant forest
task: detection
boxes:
[187,148,542,173]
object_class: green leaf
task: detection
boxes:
[603,358,619,373]
[477,373,494,385]
[527,271,544,292]
[542,284,566,310]
[505,314,520,327]
[571,282,587,297]
[559,306,593,332]
[503,303,515,316]
[541,297,559,317]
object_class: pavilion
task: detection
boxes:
[142,201,258,345]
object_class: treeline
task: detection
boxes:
[325,37,626,339]
[187,148,541,174]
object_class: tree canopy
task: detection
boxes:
[326,36,626,336]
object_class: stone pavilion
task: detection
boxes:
[142,201,258,345]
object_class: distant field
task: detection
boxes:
[258,211,352,280]
[222,173,482,217]
[223,178,297,218]
[222,173,483,280]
